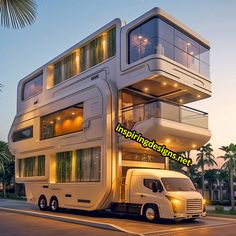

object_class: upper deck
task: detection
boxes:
[16,7,211,116]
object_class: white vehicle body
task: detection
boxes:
[8,8,210,221]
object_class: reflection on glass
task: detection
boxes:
[23,73,43,100]
[128,17,210,78]
[41,103,83,139]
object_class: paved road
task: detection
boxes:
[0,199,236,235]
[0,211,129,236]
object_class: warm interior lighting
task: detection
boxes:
[57,117,61,121]
[144,87,149,91]
[192,144,197,148]
[138,35,142,39]
[71,112,75,115]
[162,82,167,86]
[50,121,54,124]
[166,139,170,143]
[144,38,148,43]
[174,83,178,87]
[179,99,183,102]
[197,94,201,98]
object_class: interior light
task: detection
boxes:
[174,83,178,87]
[187,42,191,46]
[57,117,61,121]
[163,82,167,86]
[144,38,148,43]
[190,51,194,55]
[144,87,149,91]
[138,35,142,39]
[179,99,183,102]
[50,121,54,124]
[72,112,75,115]
[166,139,170,143]
[197,94,201,98]
[192,144,197,148]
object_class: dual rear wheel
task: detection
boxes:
[38,196,59,212]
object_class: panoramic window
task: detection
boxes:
[18,155,45,177]
[161,177,196,191]
[12,126,33,142]
[50,27,116,86]
[144,179,162,190]
[41,103,83,140]
[55,147,101,183]
[22,72,43,100]
[128,17,210,78]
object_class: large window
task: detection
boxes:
[55,147,101,183]
[22,72,43,100]
[51,27,116,86]
[18,155,45,177]
[41,103,83,140]
[128,17,210,78]
[12,126,33,142]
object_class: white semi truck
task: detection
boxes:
[8,8,210,222]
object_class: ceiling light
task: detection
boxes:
[50,121,54,124]
[187,42,191,46]
[174,83,178,87]
[179,99,183,102]
[166,139,170,143]
[192,144,197,148]
[163,82,167,86]
[197,94,201,98]
[57,117,61,121]
[138,35,142,39]
[144,87,149,91]
[72,112,75,115]
[144,39,148,43]
[190,51,194,55]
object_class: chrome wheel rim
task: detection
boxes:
[40,198,46,209]
[146,208,155,220]
[51,199,58,211]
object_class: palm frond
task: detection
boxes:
[0,0,36,29]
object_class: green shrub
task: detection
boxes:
[215,205,224,212]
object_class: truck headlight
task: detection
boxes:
[166,196,183,213]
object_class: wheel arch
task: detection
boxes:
[140,202,160,216]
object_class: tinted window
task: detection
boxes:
[161,177,196,191]
[144,179,162,190]
[23,73,43,100]
[128,17,210,78]
[12,126,33,142]
[41,103,83,140]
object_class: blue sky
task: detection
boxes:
[0,0,236,163]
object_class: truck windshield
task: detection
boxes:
[161,178,196,191]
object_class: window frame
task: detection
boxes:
[22,72,43,101]
[40,103,83,140]
[127,16,210,77]
[12,126,33,143]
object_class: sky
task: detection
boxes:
[0,0,236,166]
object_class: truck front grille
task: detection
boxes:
[186,199,202,213]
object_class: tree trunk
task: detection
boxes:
[202,163,205,197]
[230,169,235,210]
[219,180,223,203]
[2,181,6,198]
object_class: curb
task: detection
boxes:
[0,207,139,235]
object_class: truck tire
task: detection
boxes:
[143,205,159,222]
[38,195,48,211]
[50,197,59,212]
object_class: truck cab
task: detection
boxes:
[119,169,206,222]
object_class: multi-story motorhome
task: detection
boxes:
[8,8,210,222]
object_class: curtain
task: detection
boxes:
[53,61,62,85]
[107,27,116,58]
[64,52,77,80]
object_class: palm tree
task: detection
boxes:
[205,169,218,200]
[218,143,236,210]
[216,169,228,203]
[0,0,37,29]
[196,143,217,197]
[0,141,14,198]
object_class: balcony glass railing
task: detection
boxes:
[121,99,208,130]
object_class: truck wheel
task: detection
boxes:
[143,205,159,222]
[38,196,48,211]
[50,197,59,212]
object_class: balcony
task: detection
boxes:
[119,99,211,152]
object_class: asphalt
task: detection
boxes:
[0,199,236,236]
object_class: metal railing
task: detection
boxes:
[121,99,208,130]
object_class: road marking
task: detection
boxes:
[144,220,236,235]
[0,207,140,235]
